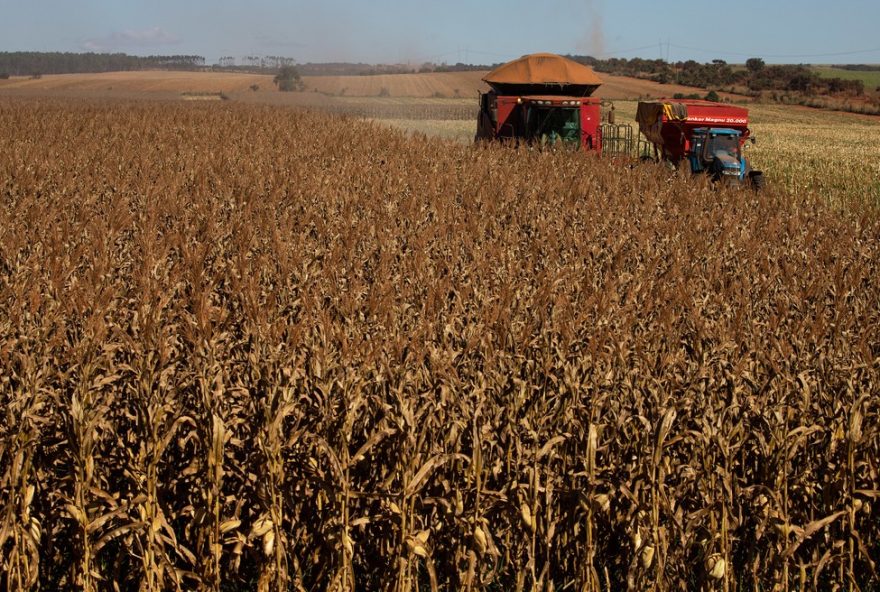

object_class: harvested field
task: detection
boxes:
[594,74,743,101]
[0,68,741,101]
[302,70,740,101]
[302,70,488,98]
[0,70,270,94]
[1,97,879,591]
[236,94,477,121]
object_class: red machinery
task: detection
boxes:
[476,54,618,153]
[475,57,763,187]
[636,100,750,162]
[478,94,604,150]
[636,99,762,187]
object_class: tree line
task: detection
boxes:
[832,64,880,72]
[1,51,868,99]
[569,55,866,97]
[0,52,205,76]
[215,55,296,70]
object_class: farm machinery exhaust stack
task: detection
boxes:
[476,53,763,189]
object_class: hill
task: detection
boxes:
[0,69,742,101]
[299,70,740,100]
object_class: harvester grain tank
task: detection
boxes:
[476,53,626,153]
[636,99,764,189]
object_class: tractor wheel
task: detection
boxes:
[749,171,765,192]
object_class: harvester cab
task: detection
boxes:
[524,99,582,147]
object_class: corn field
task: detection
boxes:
[1,98,879,591]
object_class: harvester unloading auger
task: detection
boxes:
[476,53,764,189]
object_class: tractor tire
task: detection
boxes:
[749,170,765,192]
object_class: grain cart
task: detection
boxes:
[636,99,764,189]
[476,53,632,155]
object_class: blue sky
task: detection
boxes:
[2,0,879,65]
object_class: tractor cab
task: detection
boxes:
[689,128,745,180]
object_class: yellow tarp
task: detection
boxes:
[636,102,688,128]
[483,53,603,87]
[663,103,688,121]
[636,102,689,145]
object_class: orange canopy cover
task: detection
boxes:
[483,53,603,87]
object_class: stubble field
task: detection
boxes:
[0,68,725,100]
[1,93,879,592]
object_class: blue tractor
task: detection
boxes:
[688,127,761,188]
[636,100,765,190]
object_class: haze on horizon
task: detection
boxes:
[2,0,879,66]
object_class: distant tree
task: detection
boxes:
[273,65,304,91]
[704,90,721,102]
[746,57,765,73]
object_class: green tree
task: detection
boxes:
[273,65,303,91]
[746,57,765,73]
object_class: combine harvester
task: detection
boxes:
[475,53,632,154]
[477,53,763,189]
